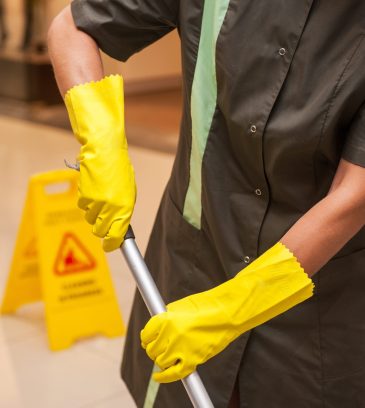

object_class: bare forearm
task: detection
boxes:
[48,5,104,96]
[281,159,365,277]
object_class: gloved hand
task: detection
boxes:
[64,75,136,252]
[141,241,314,383]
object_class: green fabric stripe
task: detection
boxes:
[183,0,231,228]
[143,365,160,408]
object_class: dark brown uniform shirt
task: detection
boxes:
[71,1,365,407]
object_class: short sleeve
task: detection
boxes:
[71,0,179,62]
[341,103,365,168]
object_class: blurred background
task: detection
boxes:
[0,1,182,407]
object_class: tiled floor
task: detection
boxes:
[0,114,175,408]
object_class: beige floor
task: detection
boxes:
[0,115,174,408]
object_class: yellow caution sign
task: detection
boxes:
[1,170,125,351]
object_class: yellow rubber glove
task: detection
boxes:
[141,241,314,383]
[64,75,136,252]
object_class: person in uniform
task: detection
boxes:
[48,1,365,407]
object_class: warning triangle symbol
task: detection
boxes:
[54,232,96,276]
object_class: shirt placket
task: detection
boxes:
[228,1,315,267]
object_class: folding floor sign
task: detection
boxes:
[1,170,125,350]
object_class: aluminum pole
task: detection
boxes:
[121,228,214,408]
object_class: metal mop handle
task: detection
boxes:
[64,159,213,406]
[121,227,214,408]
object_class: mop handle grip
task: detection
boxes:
[121,228,214,408]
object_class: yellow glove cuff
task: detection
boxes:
[232,241,315,332]
[64,74,127,149]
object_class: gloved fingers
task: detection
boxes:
[92,203,128,237]
[153,359,193,384]
[145,336,169,362]
[155,350,180,371]
[102,217,130,252]
[92,210,115,238]
[84,202,103,225]
[77,196,92,211]
[140,313,166,349]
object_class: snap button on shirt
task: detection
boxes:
[250,124,257,133]
[244,256,251,264]
[278,47,287,56]
[255,189,262,196]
